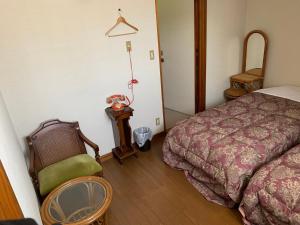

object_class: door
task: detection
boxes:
[0,161,23,220]
[158,0,195,129]
[156,0,207,130]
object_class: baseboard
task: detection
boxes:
[100,152,113,162]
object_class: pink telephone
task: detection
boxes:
[106,95,127,111]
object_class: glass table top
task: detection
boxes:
[48,180,106,223]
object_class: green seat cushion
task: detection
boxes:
[38,154,102,196]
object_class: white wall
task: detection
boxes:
[158,0,195,115]
[0,93,42,224]
[0,0,164,155]
[206,0,247,108]
[245,0,300,87]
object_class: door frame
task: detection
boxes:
[0,161,23,219]
[155,0,207,131]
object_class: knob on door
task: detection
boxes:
[160,50,165,63]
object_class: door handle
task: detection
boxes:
[160,50,165,63]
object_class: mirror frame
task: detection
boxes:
[242,30,269,76]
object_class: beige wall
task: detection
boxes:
[158,0,195,115]
[0,93,41,223]
[206,0,247,107]
[0,0,164,155]
[246,0,300,87]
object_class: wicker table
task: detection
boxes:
[41,176,112,225]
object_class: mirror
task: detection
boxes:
[243,30,268,77]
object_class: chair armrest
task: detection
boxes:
[29,149,35,177]
[79,131,102,165]
[26,139,39,190]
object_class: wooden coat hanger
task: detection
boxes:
[105,9,139,37]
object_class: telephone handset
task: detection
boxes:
[106,95,128,111]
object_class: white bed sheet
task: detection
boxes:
[255,86,300,102]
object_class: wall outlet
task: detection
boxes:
[150,50,155,60]
[155,117,160,126]
[126,41,132,52]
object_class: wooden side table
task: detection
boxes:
[105,107,138,164]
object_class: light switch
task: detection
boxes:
[155,118,160,126]
[126,41,132,52]
[150,50,155,60]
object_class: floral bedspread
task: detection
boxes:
[239,144,300,225]
[163,92,300,207]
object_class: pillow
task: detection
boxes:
[38,154,102,196]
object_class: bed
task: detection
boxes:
[163,86,300,207]
[239,144,300,225]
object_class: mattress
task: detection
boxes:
[255,85,300,102]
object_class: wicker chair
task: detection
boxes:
[26,119,103,199]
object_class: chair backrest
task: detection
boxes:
[26,120,87,173]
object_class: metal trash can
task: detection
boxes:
[133,127,152,152]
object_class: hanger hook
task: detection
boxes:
[118,8,122,16]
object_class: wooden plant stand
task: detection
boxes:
[105,107,138,164]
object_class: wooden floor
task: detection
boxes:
[103,135,242,225]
